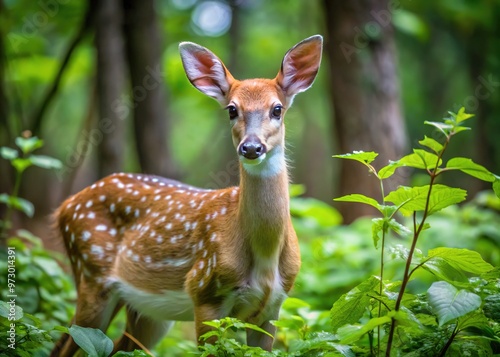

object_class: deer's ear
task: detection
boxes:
[179,42,234,105]
[276,35,323,104]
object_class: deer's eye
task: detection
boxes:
[271,105,283,119]
[227,105,238,120]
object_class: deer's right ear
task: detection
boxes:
[179,42,234,105]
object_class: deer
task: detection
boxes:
[51,35,323,356]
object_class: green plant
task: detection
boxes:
[0,300,54,357]
[0,135,62,239]
[331,108,500,355]
[0,135,74,356]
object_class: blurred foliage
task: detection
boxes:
[2,0,500,355]
[3,0,498,196]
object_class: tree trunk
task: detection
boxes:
[211,0,243,188]
[122,0,177,177]
[323,0,408,223]
[94,0,126,177]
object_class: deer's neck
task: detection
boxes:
[237,146,290,259]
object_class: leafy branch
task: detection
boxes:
[331,108,500,356]
[0,135,62,240]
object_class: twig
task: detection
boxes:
[123,331,154,356]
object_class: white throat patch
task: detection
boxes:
[241,146,286,177]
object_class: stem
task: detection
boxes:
[367,294,391,311]
[1,168,22,240]
[386,135,452,356]
[377,227,386,356]
[438,325,459,357]
[377,177,386,357]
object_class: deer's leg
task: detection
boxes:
[246,305,280,352]
[194,303,222,346]
[113,307,173,353]
[246,319,277,351]
[50,318,75,357]
[52,278,119,357]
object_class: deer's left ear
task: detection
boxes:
[276,35,323,105]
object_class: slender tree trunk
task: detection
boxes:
[212,0,242,188]
[323,0,408,223]
[122,0,177,177]
[94,0,126,177]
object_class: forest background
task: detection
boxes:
[1,0,500,356]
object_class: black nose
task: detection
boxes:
[239,139,266,160]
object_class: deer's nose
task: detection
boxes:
[239,137,266,160]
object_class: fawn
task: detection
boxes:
[51,35,323,356]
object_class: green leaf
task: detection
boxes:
[243,322,273,337]
[419,136,443,154]
[330,276,379,331]
[11,157,32,173]
[390,244,415,261]
[0,194,34,217]
[289,184,306,197]
[52,325,70,333]
[387,219,412,238]
[334,194,381,211]
[15,136,43,154]
[455,107,474,123]
[371,218,384,249]
[392,307,425,330]
[424,121,454,135]
[457,311,488,331]
[398,149,442,170]
[427,248,494,275]
[29,154,63,170]
[199,331,219,341]
[0,146,19,160]
[385,184,466,216]
[338,316,392,344]
[202,320,221,328]
[288,332,353,356]
[452,126,472,134]
[282,297,311,310]
[421,257,469,285]
[272,315,305,330]
[378,161,400,179]
[493,179,500,199]
[68,325,114,357]
[446,157,495,182]
[0,300,23,321]
[333,151,378,165]
[427,281,481,326]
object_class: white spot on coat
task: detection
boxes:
[82,231,91,241]
[96,224,107,231]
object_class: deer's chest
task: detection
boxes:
[224,275,286,323]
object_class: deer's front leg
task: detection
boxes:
[246,319,277,351]
[194,303,221,346]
